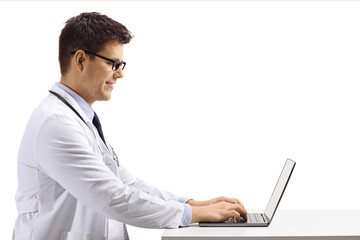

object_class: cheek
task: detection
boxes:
[89,71,106,85]
[86,64,113,87]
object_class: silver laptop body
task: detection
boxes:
[199,158,296,227]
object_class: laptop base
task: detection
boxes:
[199,222,269,227]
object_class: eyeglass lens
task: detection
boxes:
[113,61,126,71]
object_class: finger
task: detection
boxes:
[231,198,245,208]
[213,202,247,221]
[232,210,241,222]
[221,197,245,209]
[230,203,248,220]
[219,196,238,204]
[220,208,241,222]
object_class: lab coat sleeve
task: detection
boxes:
[35,114,184,229]
[117,163,187,203]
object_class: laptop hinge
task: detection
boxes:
[263,214,270,223]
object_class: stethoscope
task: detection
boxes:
[49,90,120,167]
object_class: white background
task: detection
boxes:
[1,1,360,239]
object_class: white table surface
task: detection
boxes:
[162,209,360,240]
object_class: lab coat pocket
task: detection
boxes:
[105,154,119,177]
[60,231,105,240]
[103,146,119,177]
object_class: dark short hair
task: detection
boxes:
[59,12,133,75]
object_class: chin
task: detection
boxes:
[98,94,112,102]
[105,94,112,101]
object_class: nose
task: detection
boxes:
[114,67,124,79]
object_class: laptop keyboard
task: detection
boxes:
[224,213,266,223]
[224,216,246,223]
[248,213,266,223]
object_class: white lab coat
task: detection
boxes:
[14,84,185,240]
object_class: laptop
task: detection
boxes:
[199,158,296,227]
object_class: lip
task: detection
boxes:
[105,81,116,90]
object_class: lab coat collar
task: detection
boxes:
[50,84,110,152]
[55,82,95,121]
[50,84,92,125]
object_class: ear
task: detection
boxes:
[73,50,87,72]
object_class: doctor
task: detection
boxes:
[13,12,247,240]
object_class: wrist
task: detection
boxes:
[190,205,204,223]
[186,199,209,206]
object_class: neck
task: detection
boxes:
[59,77,94,106]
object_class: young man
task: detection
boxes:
[13,12,247,240]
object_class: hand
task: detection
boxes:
[187,196,245,209]
[190,201,247,224]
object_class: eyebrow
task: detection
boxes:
[104,56,123,63]
[105,56,122,62]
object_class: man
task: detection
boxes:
[13,12,247,240]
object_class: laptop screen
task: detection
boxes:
[264,159,296,222]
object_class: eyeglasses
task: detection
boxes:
[71,50,126,71]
